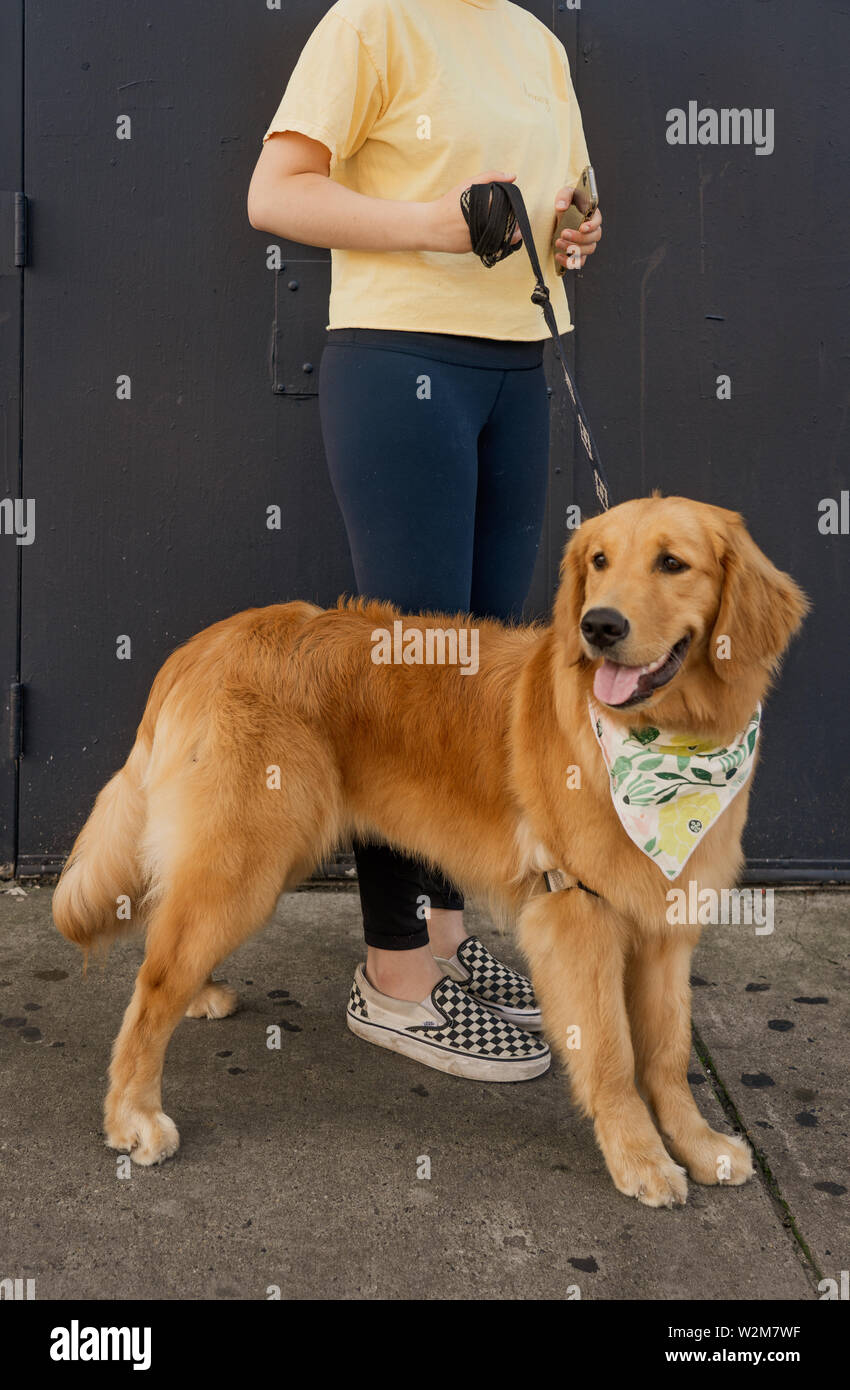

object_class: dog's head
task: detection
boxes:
[554,495,809,736]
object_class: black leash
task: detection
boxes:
[460,180,611,513]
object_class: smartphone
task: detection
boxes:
[554,164,598,274]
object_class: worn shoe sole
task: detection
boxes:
[346,1010,550,1082]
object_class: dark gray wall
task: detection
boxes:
[0,0,23,875]
[570,0,849,877]
[2,0,847,877]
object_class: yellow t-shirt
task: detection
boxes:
[262,0,590,340]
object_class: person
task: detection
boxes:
[247,0,602,1082]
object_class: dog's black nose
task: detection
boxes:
[580,607,630,649]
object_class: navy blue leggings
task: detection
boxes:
[318,327,551,950]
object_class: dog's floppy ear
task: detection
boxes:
[554,528,589,664]
[709,513,809,682]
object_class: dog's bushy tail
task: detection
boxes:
[52,734,151,956]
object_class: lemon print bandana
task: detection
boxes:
[588,703,762,880]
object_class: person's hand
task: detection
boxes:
[425,170,524,254]
[553,185,603,270]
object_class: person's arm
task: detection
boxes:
[247,129,515,256]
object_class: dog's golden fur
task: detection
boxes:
[53,496,808,1206]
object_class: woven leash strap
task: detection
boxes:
[460,180,611,513]
[459,182,523,268]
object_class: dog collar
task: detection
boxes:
[588,701,762,880]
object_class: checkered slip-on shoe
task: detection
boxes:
[433,936,543,1032]
[346,965,550,1082]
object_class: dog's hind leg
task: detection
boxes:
[518,888,689,1209]
[102,685,341,1164]
[625,933,754,1187]
[104,857,286,1165]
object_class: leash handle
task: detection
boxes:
[459,182,522,268]
[463,180,611,513]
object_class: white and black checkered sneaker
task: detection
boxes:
[434,936,543,1032]
[346,966,550,1082]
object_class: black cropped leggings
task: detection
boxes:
[318,327,551,950]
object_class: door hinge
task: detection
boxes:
[9,682,23,760]
[1,192,28,269]
[14,193,28,266]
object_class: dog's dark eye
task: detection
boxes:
[658,553,688,574]
[592,552,607,570]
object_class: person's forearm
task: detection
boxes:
[250,172,443,253]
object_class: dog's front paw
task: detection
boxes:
[105,1105,180,1166]
[609,1148,689,1208]
[668,1126,754,1187]
[185,981,239,1019]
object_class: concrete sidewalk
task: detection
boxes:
[0,885,846,1300]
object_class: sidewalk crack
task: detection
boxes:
[692,1023,823,1293]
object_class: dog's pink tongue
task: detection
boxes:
[594,659,643,706]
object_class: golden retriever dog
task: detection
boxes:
[53,495,807,1207]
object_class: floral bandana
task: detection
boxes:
[588,702,762,880]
